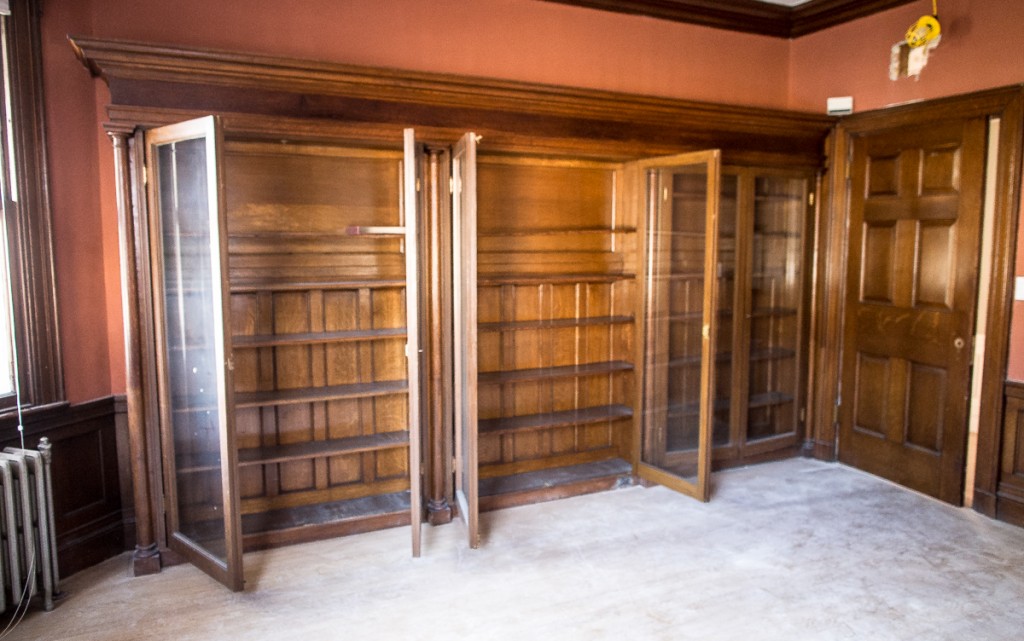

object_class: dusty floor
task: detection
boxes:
[5,458,1024,640]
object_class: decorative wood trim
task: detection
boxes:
[975,92,1024,519]
[539,0,917,38]
[68,36,832,164]
[109,132,160,575]
[0,0,62,411]
[991,381,1024,526]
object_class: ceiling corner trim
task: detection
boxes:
[539,0,919,38]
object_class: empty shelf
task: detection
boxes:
[238,431,410,467]
[236,379,408,408]
[479,315,633,332]
[479,360,633,385]
[479,404,633,436]
[233,327,406,348]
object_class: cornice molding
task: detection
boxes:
[540,0,918,38]
[69,36,833,162]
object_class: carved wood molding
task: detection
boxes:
[539,0,919,38]
[69,36,833,161]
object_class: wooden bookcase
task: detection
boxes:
[75,35,836,586]
[223,139,418,550]
[145,120,424,586]
[716,168,814,466]
[472,154,638,509]
[641,166,813,472]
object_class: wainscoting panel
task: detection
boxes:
[0,396,128,580]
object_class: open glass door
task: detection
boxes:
[452,132,480,547]
[634,151,722,501]
[146,116,243,590]
[402,129,424,556]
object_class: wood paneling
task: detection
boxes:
[997,382,1024,526]
[0,397,127,580]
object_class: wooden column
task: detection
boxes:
[109,130,160,575]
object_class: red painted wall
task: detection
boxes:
[789,0,1024,112]
[40,0,791,401]
[35,0,1024,401]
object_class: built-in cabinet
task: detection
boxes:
[146,119,425,588]
[714,169,813,465]
[73,35,835,591]
[145,119,811,581]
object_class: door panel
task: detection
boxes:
[634,151,721,501]
[840,118,986,504]
[146,116,243,590]
[452,132,480,547]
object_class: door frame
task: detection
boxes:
[809,86,1024,512]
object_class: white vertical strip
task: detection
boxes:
[964,116,1000,507]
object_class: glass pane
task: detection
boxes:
[642,161,718,487]
[156,136,228,561]
[747,175,804,441]
[713,174,738,447]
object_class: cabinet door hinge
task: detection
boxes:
[449,176,455,194]
[808,192,815,207]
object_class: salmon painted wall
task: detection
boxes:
[36,0,1024,401]
[789,0,1024,380]
[788,0,1024,112]
[39,0,791,401]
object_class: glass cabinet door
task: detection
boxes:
[452,131,480,547]
[146,116,243,591]
[745,175,806,445]
[634,150,722,501]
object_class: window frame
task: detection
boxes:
[0,0,62,414]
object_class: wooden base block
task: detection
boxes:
[131,544,161,576]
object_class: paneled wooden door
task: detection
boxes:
[840,117,987,504]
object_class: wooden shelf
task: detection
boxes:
[478,273,635,286]
[748,391,794,408]
[230,279,405,293]
[233,327,406,348]
[479,360,633,385]
[238,430,409,467]
[344,225,406,236]
[754,230,801,239]
[479,458,632,498]
[749,307,797,318]
[478,226,635,237]
[749,347,796,361]
[235,379,408,408]
[241,491,410,539]
[478,315,633,332]
[479,404,633,436]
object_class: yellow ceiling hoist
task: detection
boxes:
[906,0,941,48]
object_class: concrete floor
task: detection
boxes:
[6,458,1024,640]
